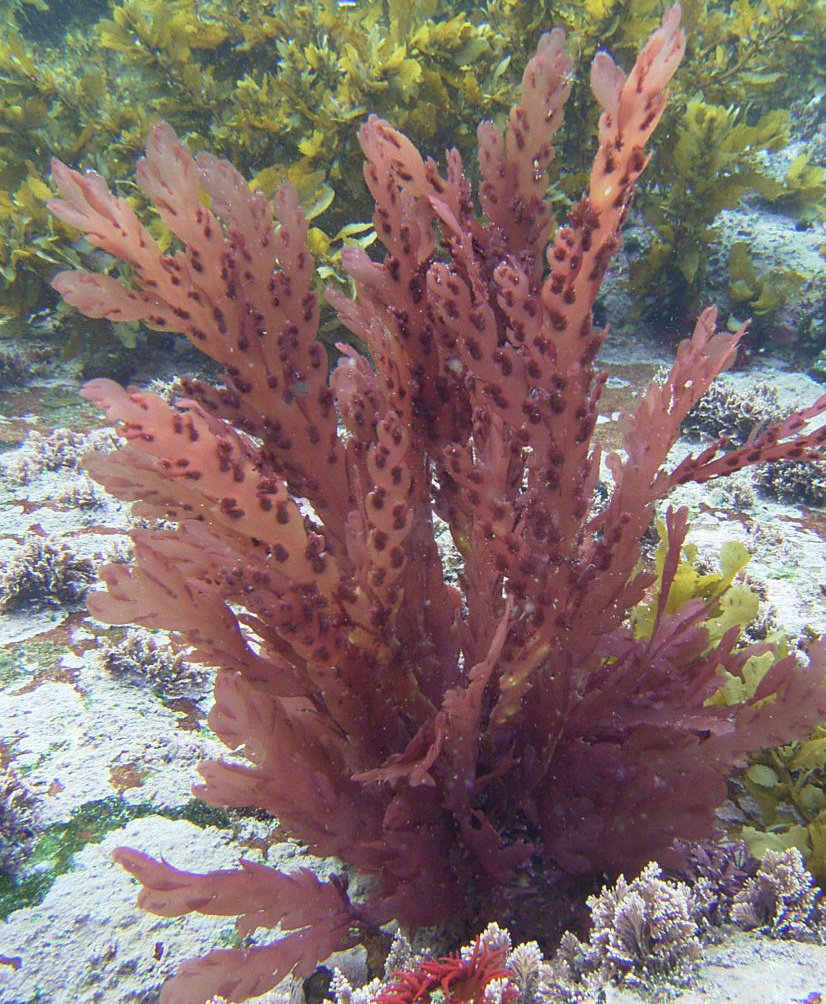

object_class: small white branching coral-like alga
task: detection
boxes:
[541,863,701,997]
[0,535,96,611]
[731,847,824,940]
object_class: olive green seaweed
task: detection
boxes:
[0,0,823,353]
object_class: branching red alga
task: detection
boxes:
[48,6,826,1003]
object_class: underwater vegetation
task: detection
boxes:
[0,535,95,611]
[0,0,518,347]
[334,857,826,1004]
[45,6,826,1002]
[0,0,823,354]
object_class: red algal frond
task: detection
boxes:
[374,938,515,1004]
[46,6,826,1003]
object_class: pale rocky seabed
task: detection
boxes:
[1,197,826,1003]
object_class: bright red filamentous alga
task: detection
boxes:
[374,939,515,1004]
[48,5,826,1003]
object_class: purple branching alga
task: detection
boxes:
[47,6,826,1002]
